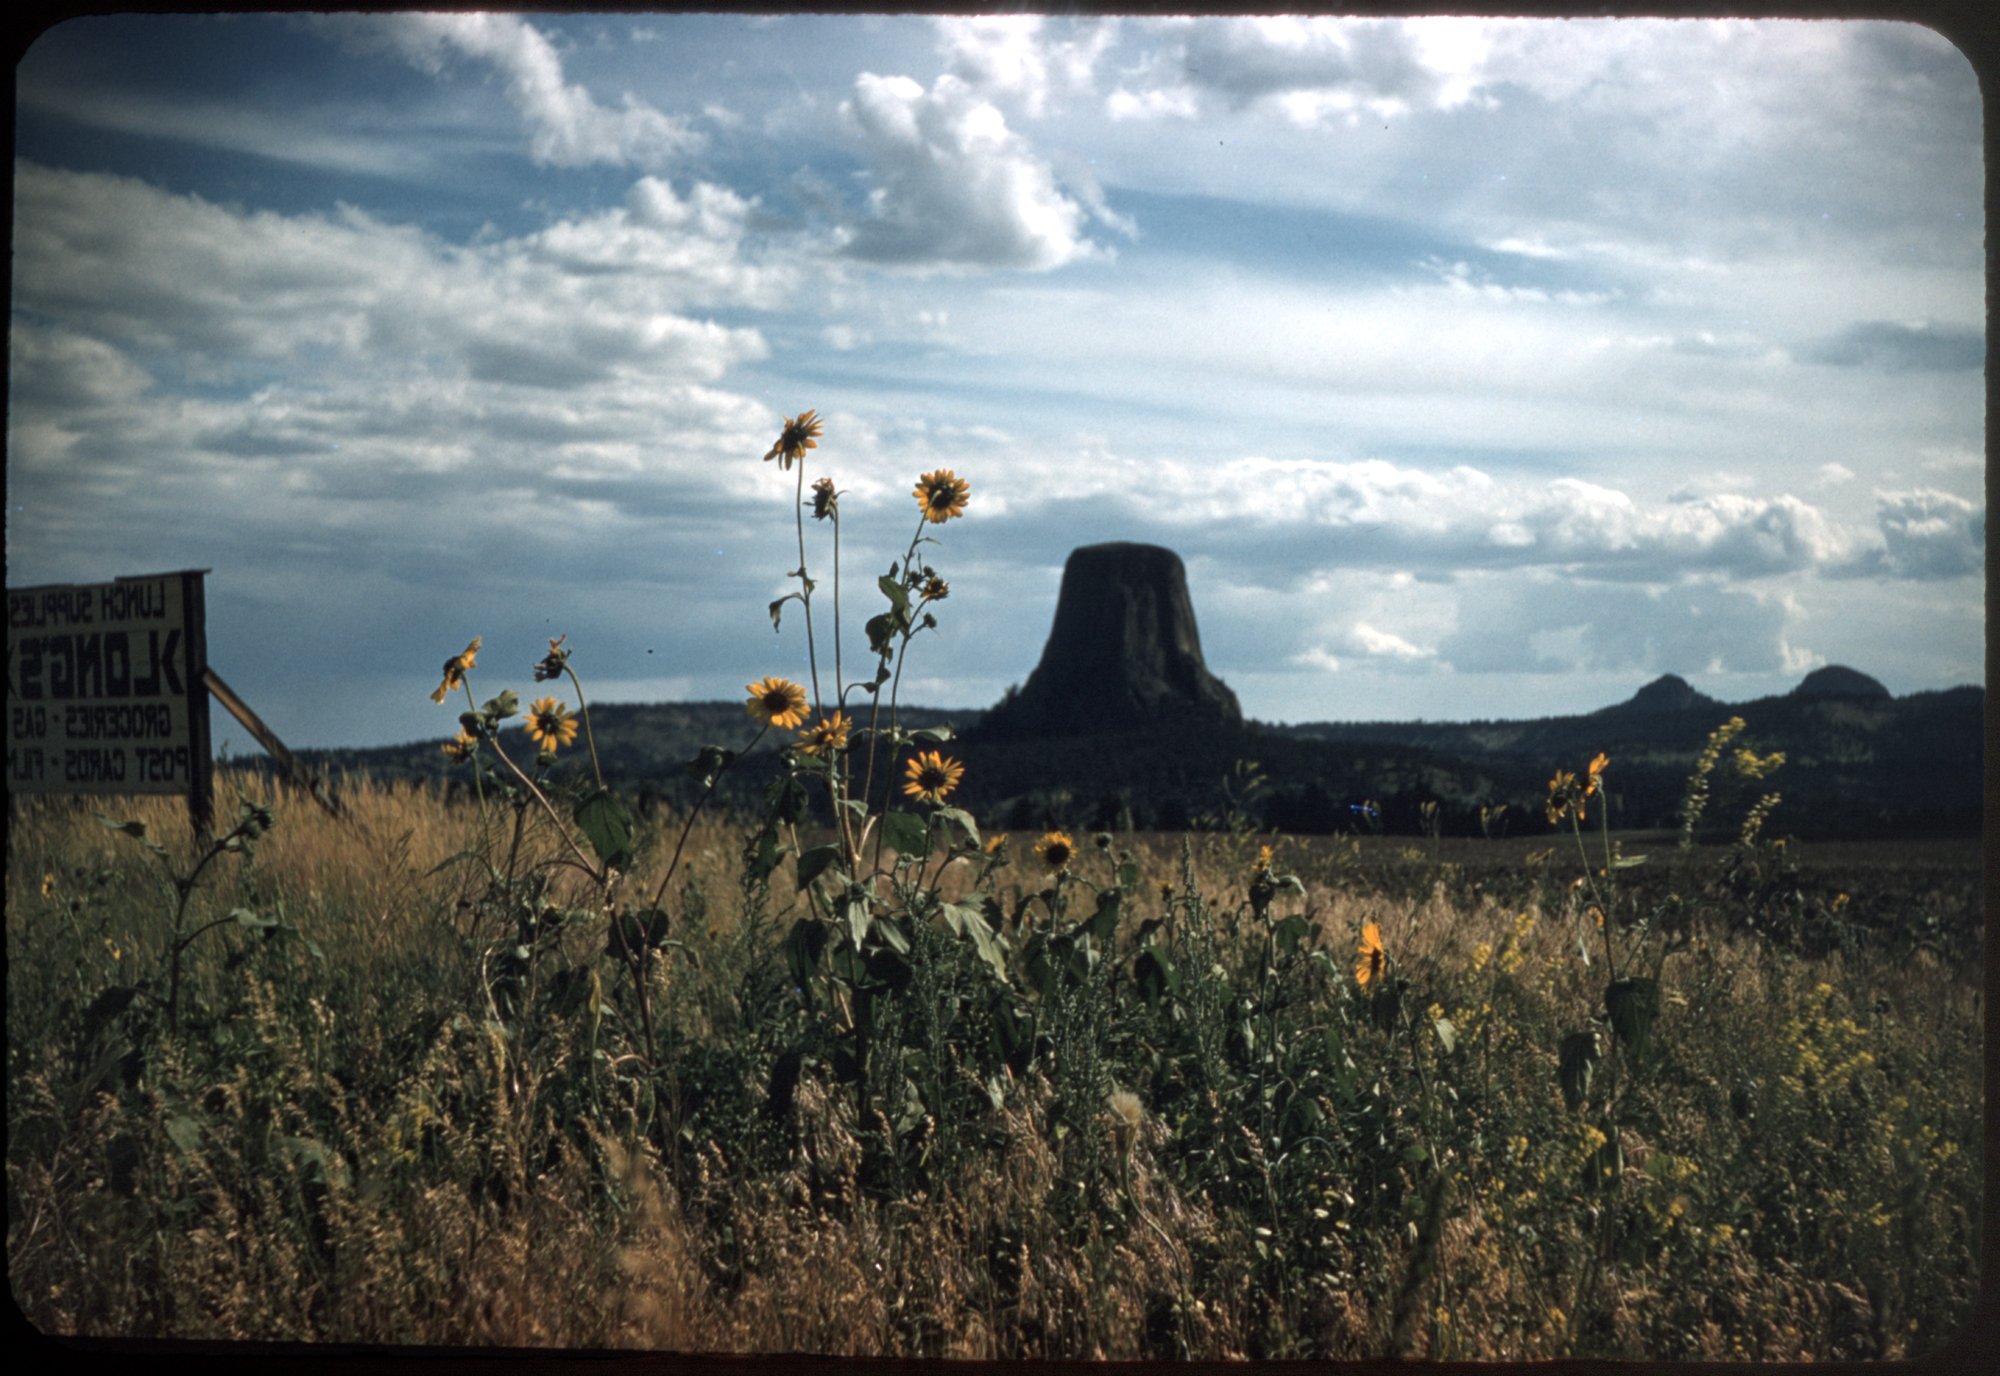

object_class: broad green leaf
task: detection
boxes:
[769,592,801,631]
[910,723,955,743]
[574,791,635,871]
[947,902,1010,983]
[932,805,980,850]
[1432,1017,1457,1055]
[165,1115,204,1157]
[784,918,828,995]
[1274,913,1309,956]
[843,893,873,948]
[1133,947,1179,1006]
[794,844,845,892]
[880,810,929,859]
[1085,887,1123,944]
[231,907,279,930]
[1613,854,1649,869]
[878,573,910,615]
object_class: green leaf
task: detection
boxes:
[932,805,980,850]
[481,689,519,721]
[165,1115,204,1157]
[795,844,845,892]
[231,907,279,930]
[947,902,1011,983]
[1613,853,1649,869]
[1432,1017,1457,1054]
[1274,913,1310,957]
[1117,859,1141,890]
[574,791,635,871]
[769,592,802,631]
[910,723,955,743]
[878,573,910,615]
[1084,886,1122,944]
[1133,947,1179,1006]
[880,810,929,859]
[744,826,788,885]
[784,918,829,996]
[1606,977,1662,1060]
[1558,1029,1601,1111]
[843,891,873,948]
[865,611,905,657]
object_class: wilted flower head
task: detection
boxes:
[902,750,965,804]
[745,677,810,730]
[810,477,838,521]
[431,637,482,703]
[764,410,823,470]
[533,635,571,683]
[918,568,950,602]
[913,469,970,524]
[440,727,479,762]
[524,697,580,754]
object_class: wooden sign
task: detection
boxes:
[6,569,213,829]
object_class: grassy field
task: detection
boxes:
[6,772,1982,1358]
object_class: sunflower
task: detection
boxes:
[796,712,851,757]
[913,469,970,524]
[902,750,965,804]
[1035,830,1076,873]
[524,697,580,753]
[1583,751,1610,798]
[1253,843,1276,875]
[810,477,838,521]
[440,727,479,762]
[533,634,571,683]
[1355,920,1387,987]
[745,677,810,730]
[763,410,823,470]
[1546,767,1579,824]
[430,637,482,703]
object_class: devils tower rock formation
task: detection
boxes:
[977,542,1241,740]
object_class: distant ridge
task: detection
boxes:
[1592,673,1720,718]
[1789,665,1891,700]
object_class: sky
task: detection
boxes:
[7,10,1986,753]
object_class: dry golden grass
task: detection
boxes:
[6,778,1983,1358]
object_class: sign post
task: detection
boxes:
[6,570,213,838]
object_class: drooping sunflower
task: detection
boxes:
[431,637,482,703]
[810,477,838,521]
[1546,767,1579,824]
[763,410,823,470]
[1035,830,1076,874]
[533,634,571,683]
[440,727,479,762]
[796,712,851,757]
[744,676,810,730]
[1583,751,1610,798]
[913,469,970,524]
[902,750,965,804]
[524,697,580,754]
[1355,920,1387,988]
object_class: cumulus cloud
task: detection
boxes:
[934,14,1115,117]
[1867,488,1985,579]
[838,72,1110,271]
[999,452,1863,583]
[1795,320,1985,372]
[361,12,701,169]
[1178,16,1450,121]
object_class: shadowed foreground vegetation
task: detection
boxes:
[7,775,1981,1358]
